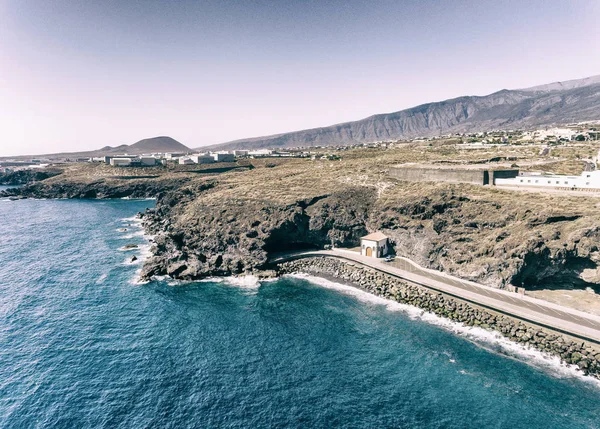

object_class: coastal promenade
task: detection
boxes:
[269,250,600,345]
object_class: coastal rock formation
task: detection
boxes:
[0,176,192,199]
[0,169,62,185]
[277,257,600,378]
[139,185,376,280]
[370,186,600,290]
[6,147,600,295]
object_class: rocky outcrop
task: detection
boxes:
[370,188,600,290]
[6,158,600,295]
[139,186,376,280]
[277,257,600,378]
[136,177,600,292]
[0,169,62,185]
[0,177,192,199]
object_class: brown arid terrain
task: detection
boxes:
[4,141,600,315]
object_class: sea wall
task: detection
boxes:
[276,257,600,379]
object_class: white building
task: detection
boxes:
[139,157,157,166]
[233,150,249,156]
[248,149,273,157]
[213,153,235,162]
[360,232,389,258]
[494,148,600,191]
[110,157,133,167]
[190,154,214,164]
[496,170,600,190]
[178,157,195,165]
[165,152,186,160]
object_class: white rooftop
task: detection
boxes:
[361,232,388,241]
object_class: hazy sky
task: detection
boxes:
[1,0,599,156]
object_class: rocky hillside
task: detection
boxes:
[135,143,600,293]
[6,143,600,294]
[206,75,600,150]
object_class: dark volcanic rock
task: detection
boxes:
[0,177,192,200]
[139,186,377,281]
[0,169,62,185]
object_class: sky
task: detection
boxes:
[1,0,599,156]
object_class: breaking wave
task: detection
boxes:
[289,273,600,388]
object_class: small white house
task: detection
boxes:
[360,232,389,258]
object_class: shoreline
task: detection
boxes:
[286,272,600,387]
[275,257,600,380]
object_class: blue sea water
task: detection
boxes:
[0,197,599,428]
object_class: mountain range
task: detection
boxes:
[202,74,600,151]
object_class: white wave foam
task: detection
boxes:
[118,245,139,252]
[96,273,108,284]
[120,197,156,201]
[223,275,262,289]
[119,216,143,227]
[121,230,145,239]
[116,214,155,284]
[193,275,263,291]
[289,273,600,388]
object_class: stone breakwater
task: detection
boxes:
[276,257,600,379]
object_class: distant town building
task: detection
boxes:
[496,149,600,191]
[110,157,133,167]
[496,170,600,190]
[190,154,215,164]
[178,157,195,165]
[248,149,273,157]
[360,232,389,258]
[165,153,186,160]
[139,157,158,166]
[212,153,235,162]
[233,150,249,156]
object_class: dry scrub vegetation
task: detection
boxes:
[26,142,600,309]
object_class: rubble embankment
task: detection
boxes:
[277,257,600,379]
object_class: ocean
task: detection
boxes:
[0,196,599,428]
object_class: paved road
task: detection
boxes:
[270,249,600,345]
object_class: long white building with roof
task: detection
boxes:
[496,162,600,191]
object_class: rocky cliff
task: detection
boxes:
[6,147,600,294]
[0,169,62,185]
[140,185,376,279]
[137,176,600,292]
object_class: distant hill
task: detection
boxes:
[202,75,600,151]
[2,136,191,160]
[125,136,190,154]
[97,136,190,155]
